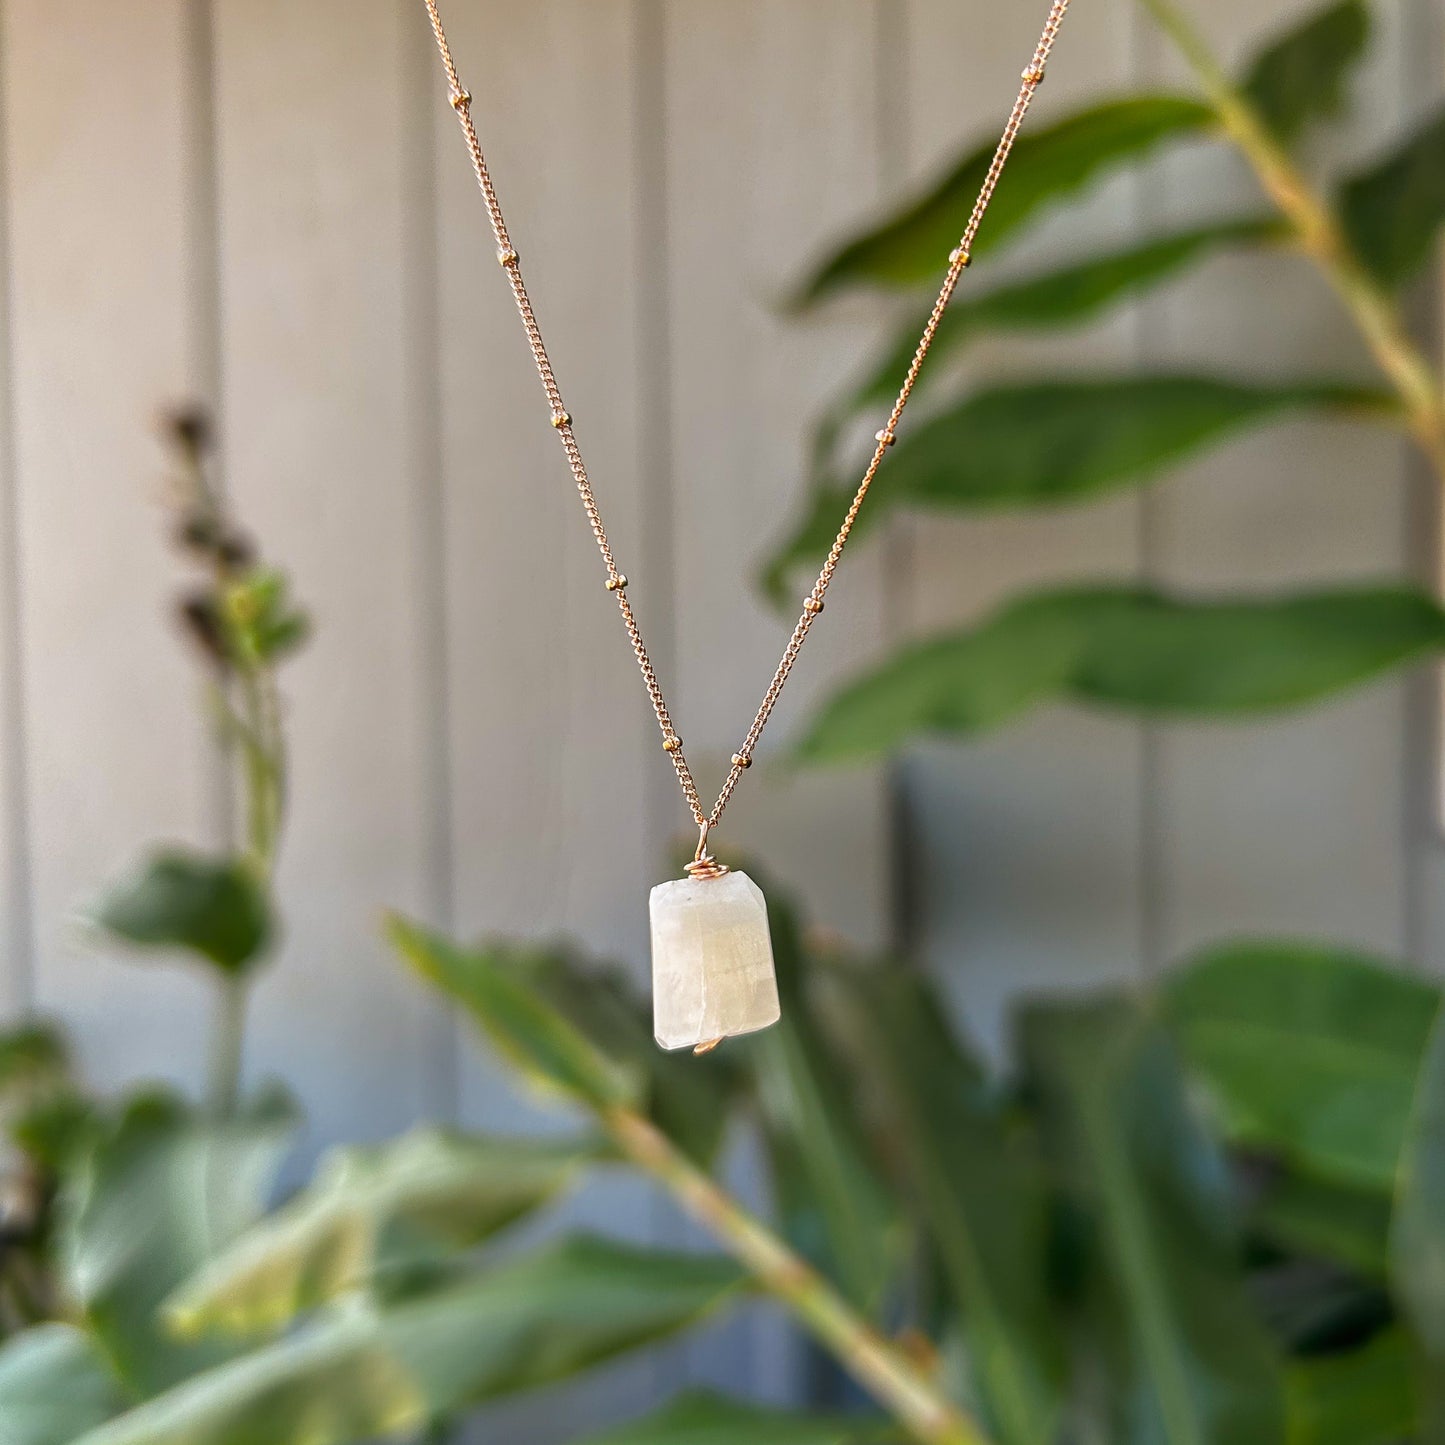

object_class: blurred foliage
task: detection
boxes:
[767,0,1445,758]
[0,3,1443,1445]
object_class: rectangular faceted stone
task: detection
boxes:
[650,869,780,1052]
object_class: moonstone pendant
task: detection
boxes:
[650,870,780,1052]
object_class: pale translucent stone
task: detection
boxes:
[650,869,780,1052]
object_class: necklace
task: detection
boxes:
[422,0,1073,1054]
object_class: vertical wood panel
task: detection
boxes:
[2,1,213,1084]
[902,0,1145,1053]
[211,0,446,1146]
[660,0,892,954]
[1145,0,1413,963]
[660,1,891,1400]
[437,0,654,1036]
[0,1,26,1020]
[433,3,661,1436]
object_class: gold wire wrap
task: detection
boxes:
[421,0,1073,841]
[684,820,731,882]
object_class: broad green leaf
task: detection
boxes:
[62,1090,296,1396]
[834,965,1063,1445]
[89,850,272,975]
[798,585,1445,761]
[1389,1002,1445,1433]
[1243,1,1370,144]
[765,378,1387,595]
[1019,994,1284,1445]
[576,1390,887,1445]
[1284,1328,1416,1445]
[72,1236,744,1445]
[1166,941,1438,1191]
[166,1127,598,1339]
[0,1325,123,1445]
[1341,104,1445,287]
[1249,1172,1391,1278]
[791,97,1215,307]
[387,916,637,1111]
[1068,586,1445,714]
[739,880,900,1316]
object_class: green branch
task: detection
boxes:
[1137,0,1445,484]
[603,1107,989,1445]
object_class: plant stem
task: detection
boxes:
[206,655,282,1117]
[206,972,249,1119]
[603,1106,990,1445]
[1137,0,1445,485]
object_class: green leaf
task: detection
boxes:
[506,942,738,1167]
[837,967,1064,1445]
[62,1090,296,1396]
[0,1325,123,1445]
[223,567,310,664]
[0,1024,68,1100]
[1389,1001,1445,1433]
[10,1089,101,1176]
[797,590,1092,759]
[790,96,1215,307]
[808,219,1282,478]
[1242,1,1370,144]
[1020,995,1284,1445]
[740,881,901,1316]
[576,1390,888,1445]
[1066,586,1445,714]
[1341,104,1445,287]
[765,377,1386,595]
[0,1022,88,1172]
[798,584,1445,761]
[387,916,638,1112]
[1249,1172,1391,1278]
[1283,1328,1416,1445]
[71,1236,744,1445]
[1166,940,1439,1192]
[166,1127,599,1339]
[90,849,273,975]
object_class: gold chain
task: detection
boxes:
[422,0,1072,848]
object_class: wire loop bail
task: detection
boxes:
[684,819,730,881]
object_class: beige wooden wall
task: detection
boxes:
[0,0,1439,1434]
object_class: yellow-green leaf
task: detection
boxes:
[72,1237,744,1445]
[166,1127,599,1340]
[62,1091,296,1397]
[386,916,639,1111]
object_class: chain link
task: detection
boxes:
[423,0,1073,835]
